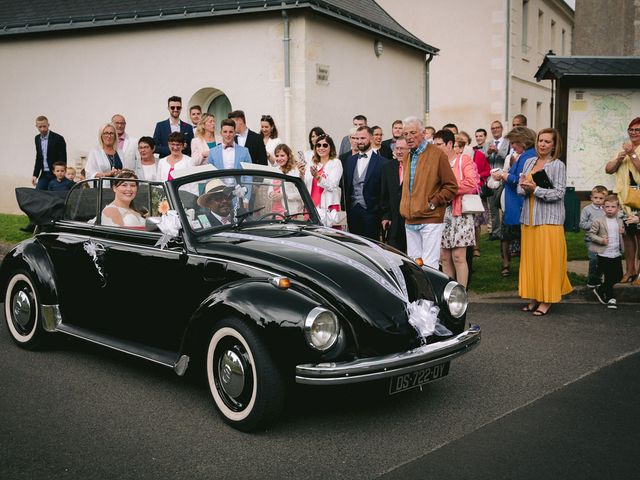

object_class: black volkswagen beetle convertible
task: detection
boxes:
[1,166,480,431]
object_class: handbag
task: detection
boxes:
[626,187,640,210]
[461,194,485,214]
[456,155,485,214]
[317,207,347,227]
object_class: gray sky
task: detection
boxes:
[565,0,575,9]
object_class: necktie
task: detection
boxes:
[221,216,230,224]
[398,161,403,183]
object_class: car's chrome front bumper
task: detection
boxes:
[295,324,481,385]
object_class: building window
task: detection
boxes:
[522,0,530,53]
[550,20,556,52]
[536,101,543,128]
[561,28,566,55]
[537,10,544,53]
[520,98,528,118]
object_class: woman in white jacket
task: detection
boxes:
[85,123,124,179]
[302,133,343,226]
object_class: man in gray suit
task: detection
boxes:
[486,120,510,240]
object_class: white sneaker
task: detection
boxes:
[593,288,606,305]
[607,299,617,309]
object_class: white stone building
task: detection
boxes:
[0,0,436,213]
[378,0,574,133]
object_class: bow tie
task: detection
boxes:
[224,145,234,149]
[358,153,368,159]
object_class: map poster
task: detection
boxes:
[566,88,640,192]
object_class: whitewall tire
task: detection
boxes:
[206,318,284,432]
[4,271,45,349]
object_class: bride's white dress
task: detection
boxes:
[101,205,146,227]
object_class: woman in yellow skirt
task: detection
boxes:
[517,128,572,316]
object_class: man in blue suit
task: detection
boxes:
[344,126,387,240]
[207,119,252,168]
[153,96,195,157]
[207,118,253,207]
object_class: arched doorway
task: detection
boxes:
[189,87,232,126]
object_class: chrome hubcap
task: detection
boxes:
[219,349,245,399]
[12,289,32,330]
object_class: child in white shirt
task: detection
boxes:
[588,195,624,309]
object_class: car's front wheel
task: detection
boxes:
[4,270,46,349]
[206,317,285,432]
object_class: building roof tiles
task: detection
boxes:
[0,0,437,54]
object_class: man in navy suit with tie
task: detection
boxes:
[381,138,409,252]
[153,96,195,158]
[32,115,67,190]
[344,126,387,240]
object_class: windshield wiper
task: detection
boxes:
[233,206,265,227]
[283,211,310,223]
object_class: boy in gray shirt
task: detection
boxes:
[579,185,607,287]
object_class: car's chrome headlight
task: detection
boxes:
[304,307,339,351]
[443,282,468,318]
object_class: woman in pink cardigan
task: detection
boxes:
[440,134,480,288]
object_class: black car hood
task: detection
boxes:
[193,224,436,338]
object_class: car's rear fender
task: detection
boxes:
[0,239,59,305]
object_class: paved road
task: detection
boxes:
[1,301,639,479]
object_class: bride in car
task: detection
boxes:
[101,170,146,228]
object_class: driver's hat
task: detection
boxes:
[197,179,234,207]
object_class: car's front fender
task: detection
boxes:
[179,279,335,363]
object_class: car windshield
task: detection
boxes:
[176,171,315,233]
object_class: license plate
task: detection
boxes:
[388,362,450,395]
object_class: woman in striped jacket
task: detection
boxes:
[517,128,573,316]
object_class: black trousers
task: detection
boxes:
[347,203,380,240]
[596,255,623,300]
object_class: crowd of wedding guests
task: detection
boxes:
[30,98,640,312]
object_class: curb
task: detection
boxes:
[469,283,640,304]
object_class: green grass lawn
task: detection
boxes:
[0,213,32,244]
[469,230,588,293]
[0,212,588,294]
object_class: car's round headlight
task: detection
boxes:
[443,282,468,318]
[304,307,339,351]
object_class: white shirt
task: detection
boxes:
[601,217,622,258]
[356,149,373,178]
[222,144,235,170]
[236,128,248,147]
[212,212,231,224]
[170,119,181,133]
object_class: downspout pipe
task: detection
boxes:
[505,0,511,122]
[282,9,291,144]
[425,53,434,125]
